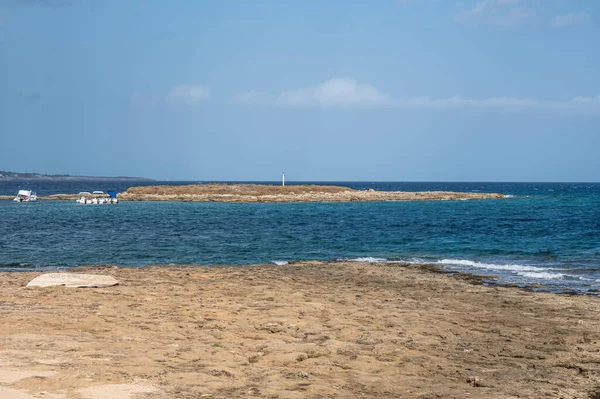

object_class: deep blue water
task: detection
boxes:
[0,180,599,294]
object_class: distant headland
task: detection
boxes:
[0,171,154,181]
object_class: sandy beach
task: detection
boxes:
[1,262,599,398]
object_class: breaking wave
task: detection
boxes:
[435,259,561,273]
[271,260,289,266]
[517,272,566,279]
[347,257,388,263]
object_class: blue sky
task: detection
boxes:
[0,0,598,181]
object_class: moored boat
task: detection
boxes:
[14,190,37,202]
[76,191,118,204]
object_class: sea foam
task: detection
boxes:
[517,271,565,279]
[272,260,289,266]
[347,257,389,263]
[436,259,558,273]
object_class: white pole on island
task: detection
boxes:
[282,172,285,187]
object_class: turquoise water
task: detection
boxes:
[0,181,599,294]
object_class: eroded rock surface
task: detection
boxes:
[26,273,119,288]
[119,184,505,202]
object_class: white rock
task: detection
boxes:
[26,273,119,288]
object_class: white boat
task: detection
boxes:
[76,191,118,204]
[14,190,37,202]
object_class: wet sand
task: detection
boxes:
[1,262,599,398]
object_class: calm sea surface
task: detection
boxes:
[1,181,599,294]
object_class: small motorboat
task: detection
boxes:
[14,190,37,202]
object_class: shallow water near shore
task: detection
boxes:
[0,181,599,294]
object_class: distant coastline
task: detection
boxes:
[0,171,153,181]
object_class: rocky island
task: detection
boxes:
[117,184,505,202]
[1,184,506,202]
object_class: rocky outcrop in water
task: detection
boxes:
[1,184,505,202]
[118,184,505,202]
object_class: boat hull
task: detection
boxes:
[14,190,37,202]
[76,198,118,204]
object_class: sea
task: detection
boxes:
[0,180,599,295]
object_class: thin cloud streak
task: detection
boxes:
[572,95,600,104]
[455,0,538,28]
[551,12,589,28]
[396,95,538,109]
[232,78,600,113]
[232,90,274,105]
[167,85,210,105]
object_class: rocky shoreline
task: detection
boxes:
[1,261,599,398]
[1,184,506,202]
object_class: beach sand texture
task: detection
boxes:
[1,262,599,398]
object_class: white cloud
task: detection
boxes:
[232,90,274,105]
[551,12,589,28]
[167,85,210,105]
[231,78,599,113]
[398,95,539,109]
[275,78,391,108]
[572,95,600,104]
[397,94,600,112]
[456,0,538,27]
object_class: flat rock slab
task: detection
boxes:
[26,273,119,288]
[78,383,157,399]
[0,369,57,384]
[0,386,46,399]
